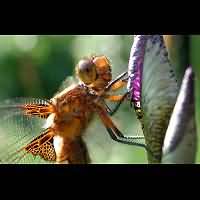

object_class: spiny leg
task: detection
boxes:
[105,71,128,91]
[89,71,128,116]
[104,92,130,116]
[96,106,161,160]
[105,127,146,148]
[95,104,146,149]
[110,78,128,91]
[101,71,129,115]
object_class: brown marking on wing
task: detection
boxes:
[21,103,54,119]
[23,129,56,161]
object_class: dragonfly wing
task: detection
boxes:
[128,35,179,163]
[54,76,79,96]
[0,97,53,163]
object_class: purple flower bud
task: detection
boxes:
[162,66,197,163]
[127,35,179,163]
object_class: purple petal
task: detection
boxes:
[162,66,197,163]
[127,35,147,106]
[127,35,179,163]
[127,35,172,108]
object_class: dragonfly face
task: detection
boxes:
[76,55,112,92]
[0,55,132,164]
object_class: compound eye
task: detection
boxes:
[78,59,93,72]
[76,58,97,85]
[93,56,110,68]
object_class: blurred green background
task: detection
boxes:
[0,35,199,164]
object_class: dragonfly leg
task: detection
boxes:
[105,127,146,149]
[95,104,162,160]
[100,71,129,116]
[104,92,129,116]
[95,104,146,149]
[105,71,128,91]
[110,79,127,91]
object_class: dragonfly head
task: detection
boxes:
[76,57,97,85]
[76,55,111,87]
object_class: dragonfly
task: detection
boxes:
[0,55,145,164]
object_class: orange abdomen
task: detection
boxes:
[54,135,90,164]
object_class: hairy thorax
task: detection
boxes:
[52,85,95,139]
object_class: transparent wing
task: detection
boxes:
[54,75,79,96]
[141,35,179,162]
[0,97,53,164]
